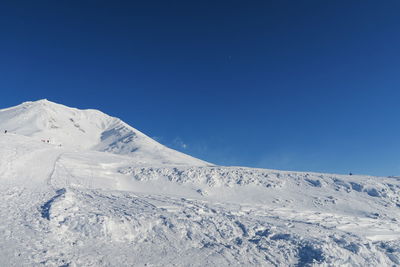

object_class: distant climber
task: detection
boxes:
[349,172,353,176]
[4,130,7,134]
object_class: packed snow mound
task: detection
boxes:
[0,99,209,166]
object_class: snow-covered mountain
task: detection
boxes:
[0,99,209,166]
[0,100,399,266]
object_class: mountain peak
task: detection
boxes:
[36,98,50,103]
[0,100,210,166]
[24,98,53,106]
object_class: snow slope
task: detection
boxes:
[0,100,399,266]
[0,99,209,166]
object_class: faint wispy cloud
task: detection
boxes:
[173,137,188,149]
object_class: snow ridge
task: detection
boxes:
[0,99,209,166]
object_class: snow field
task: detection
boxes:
[0,100,399,266]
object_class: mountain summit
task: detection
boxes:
[0,99,209,166]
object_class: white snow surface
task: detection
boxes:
[0,99,208,166]
[0,99,399,266]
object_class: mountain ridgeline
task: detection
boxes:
[0,99,209,166]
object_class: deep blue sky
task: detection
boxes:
[1,1,400,176]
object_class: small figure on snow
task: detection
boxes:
[4,130,7,134]
[349,172,353,176]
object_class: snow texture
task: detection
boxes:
[0,99,399,266]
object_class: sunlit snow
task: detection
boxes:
[0,100,399,266]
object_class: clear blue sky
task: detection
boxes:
[1,1,400,176]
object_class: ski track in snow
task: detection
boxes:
[0,100,399,266]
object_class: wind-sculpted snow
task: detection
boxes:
[118,166,285,188]
[30,187,400,266]
[119,166,400,208]
[0,100,400,266]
